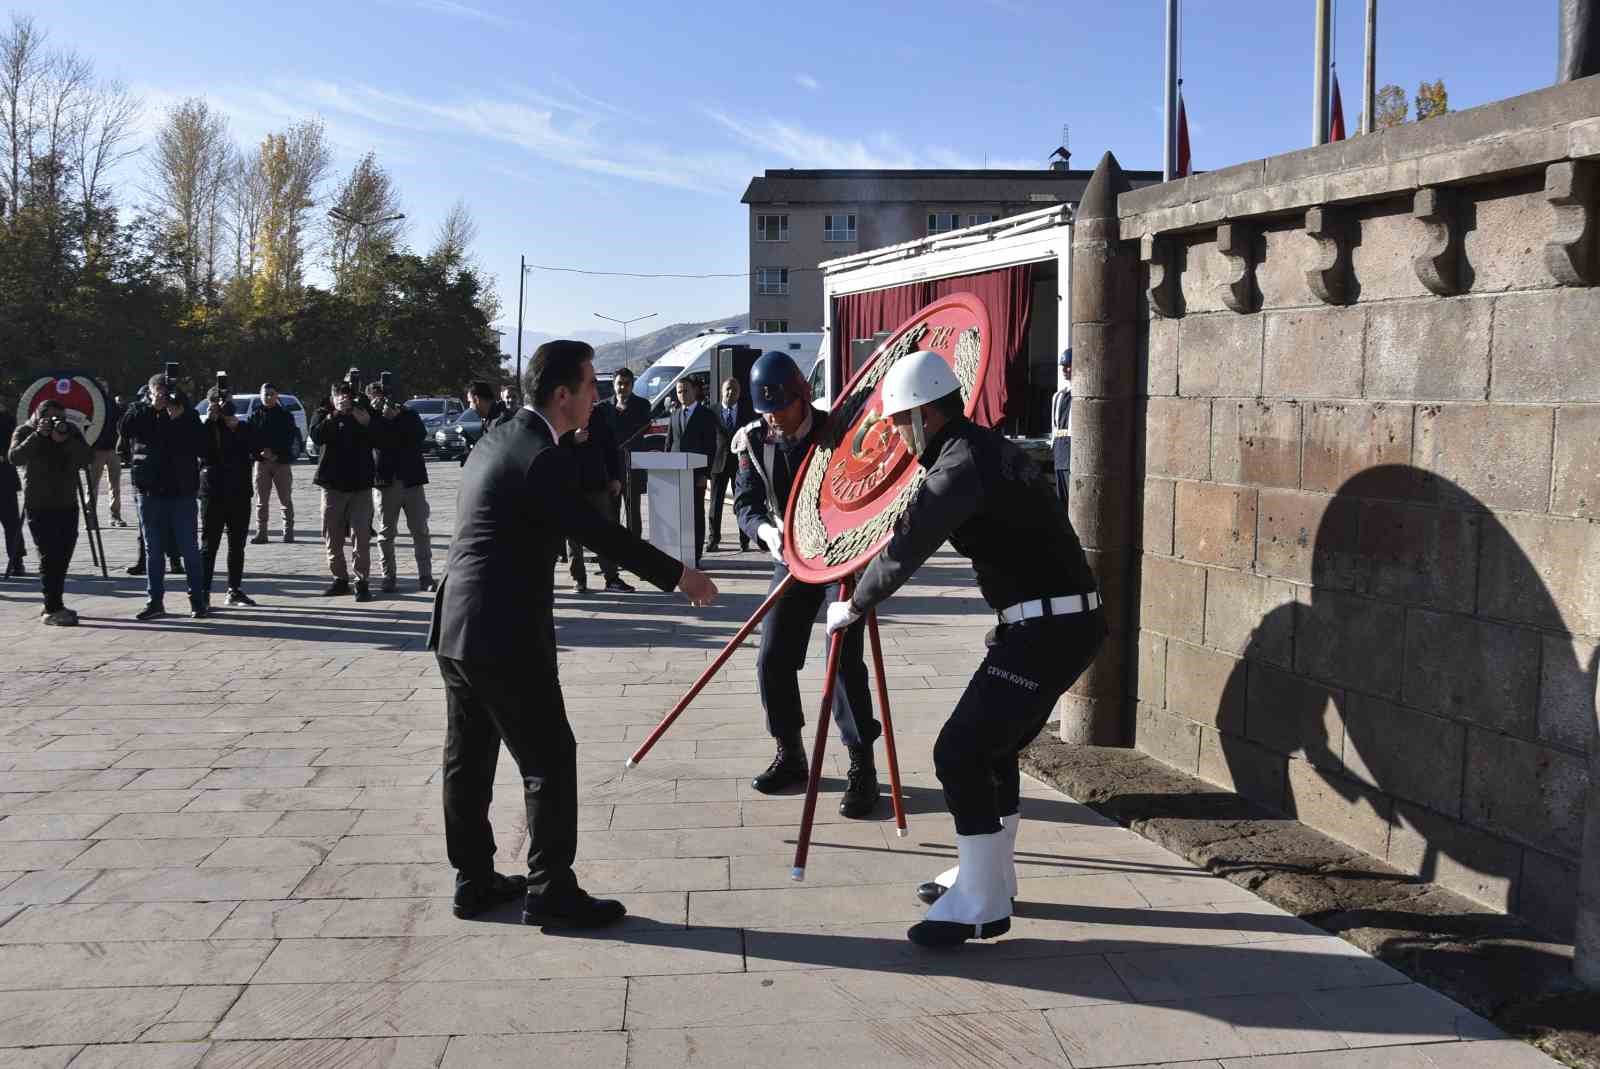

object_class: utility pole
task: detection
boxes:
[1362,0,1377,135]
[1313,0,1332,144]
[1162,0,1179,180]
[516,255,527,386]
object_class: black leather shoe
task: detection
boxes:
[419,577,438,592]
[354,581,372,602]
[125,562,145,576]
[604,578,635,593]
[324,578,351,596]
[283,531,295,544]
[522,887,626,929]
[917,881,948,905]
[453,871,528,919]
[226,589,256,607]
[250,533,269,545]
[751,735,809,795]
[838,745,880,818]
[135,602,166,621]
[907,915,1011,947]
[171,558,184,574]
[190,605,209,619]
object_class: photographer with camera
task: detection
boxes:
[310,370,376,602]
[249,382,296,543]
[367,378,434,594]
[119,368,207,620]
[6,399,91,624]
[200,379,258,608]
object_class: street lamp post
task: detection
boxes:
[515,256,533,387]
[594,311,657,369]
[328,208,406,363]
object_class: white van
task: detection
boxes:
[633,330,823,448]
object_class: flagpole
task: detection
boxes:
[1313,0,1332,145]
[1362,0,1377,134]
[1163,0,1179,180]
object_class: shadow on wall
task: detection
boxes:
[1213,464,1598,939]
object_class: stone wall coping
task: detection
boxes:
[1121,74,1600,237]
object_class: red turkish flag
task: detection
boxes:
[1176,91,1192,177]
[1329,70,1347,141]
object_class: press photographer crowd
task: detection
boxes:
[0,359,670,627]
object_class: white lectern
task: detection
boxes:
[630,452,706,567]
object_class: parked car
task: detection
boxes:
[406,396,465,455]
[432,409,484,460]
[194,393,309,459]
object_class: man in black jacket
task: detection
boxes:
[705,376,751,553]
[7,399,91,623]
[430,340,718,929]
[310,380,376,601]
[119,373,207,620]
[733,351,880,817]
[562,410,630,594]
[249,383,297,543]
[665,376,718,568]
[462,381,507,464]
[88,383,126,528]
[200,385,258,608]
[601,367,651,538]
[368,381,434,594]
[0,397,25,579]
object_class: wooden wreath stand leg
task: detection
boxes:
[626,573,798,769]
[866,610,908,838]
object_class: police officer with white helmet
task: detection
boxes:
[826,350,1104,947]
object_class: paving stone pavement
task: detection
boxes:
[0,460,1558,1067]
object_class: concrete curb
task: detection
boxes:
[1020,736,1600,1068]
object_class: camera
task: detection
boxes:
[215,371,230,394]
[345,367,362,393]
[164,361,180,388]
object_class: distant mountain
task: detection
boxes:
[504,328,622,363]
[592,313,749,372]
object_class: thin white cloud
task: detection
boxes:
[795,74,821,92]
[379,0,520,29]
[703,108,1034,171]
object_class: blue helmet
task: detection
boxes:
[749,350,807,413]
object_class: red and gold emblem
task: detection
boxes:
[18,372,110,445]
[784,292,992,584]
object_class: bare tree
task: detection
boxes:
[0,13,49,220]
[69,79,140,260]
[149,97,232,298]
[225,146,268,282]
[255,119,331,305]
[326,151,403,291]
[431,197,477,270]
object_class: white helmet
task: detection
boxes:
[879,351,961,418]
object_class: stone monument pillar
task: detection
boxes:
[1579,668,1599,987]
[1061,152,1139,746]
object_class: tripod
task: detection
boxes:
[627,575,908,880]
[75,467,108,579]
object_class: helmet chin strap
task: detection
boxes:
[909,407,927,456]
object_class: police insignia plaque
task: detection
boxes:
[783,292,993,584]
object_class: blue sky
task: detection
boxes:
[38,0,1555,345]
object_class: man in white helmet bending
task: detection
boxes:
[825,350,1104,947]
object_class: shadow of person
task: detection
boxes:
[1215,464,1595,939]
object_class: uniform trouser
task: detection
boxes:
[439,654,579,898]
[88,449,122,522]
[139,494,203,608]
[201,494,251,592]
[935,610,1105,835]
[255,460,294,536]
[757,564,879,749]
[707,469,746,548]
[0,485,23,566]
[379,483,432,581]
[690,472,707,562]
[1054,466,1070,503]
[566,488,618,583]
[320,488,373,583]
[26,507,76,612]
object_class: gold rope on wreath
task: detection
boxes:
[793,324,981,565]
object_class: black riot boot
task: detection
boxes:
[751,732,808,794]
[839,745,880,818]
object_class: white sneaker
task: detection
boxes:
[918,812,1020,904]
[909,829,1012,946]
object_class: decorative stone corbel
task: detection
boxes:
[1303,206,1352,305]
[1412,187,1462,296]
[1141,234,1180,318]
[1215,222,1256,314]
[1546,159,1598,286]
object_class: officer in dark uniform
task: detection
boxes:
[733,350,881,817]
[1050,348,1072,502]
[825,350,1104,947]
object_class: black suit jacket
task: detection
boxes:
[666,403,718,476]
[428,409,684,663]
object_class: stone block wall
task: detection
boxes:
[1112,76,1600,939]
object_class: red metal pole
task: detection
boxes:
[791,581,851,881]
[865,610,907,838]
[626,572,798,769]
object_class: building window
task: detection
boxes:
[755,214,788,241]
[757,268,789,295]
[758,319,789,332]
[966,213,995,226]
[927,212,960,235]
[823,213,857,242]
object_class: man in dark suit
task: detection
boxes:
[602,367,652,539]
[665,376,718,567]
[430,340,718,929]
[705,377,751,553]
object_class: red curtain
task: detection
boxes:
[830,263,1034,429]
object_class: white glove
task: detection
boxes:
[756,523,784,563]
[825,600,862,635]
